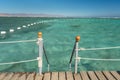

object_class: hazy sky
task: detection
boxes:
[0,0,120,17]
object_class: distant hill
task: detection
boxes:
[0,13,64,17]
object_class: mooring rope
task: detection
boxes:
[0,59,37,65]
[79,46,120,51]
[79,57,120,61]
[77,46,120,61]
[0,39,36,44]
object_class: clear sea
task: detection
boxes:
[0,17,120,72]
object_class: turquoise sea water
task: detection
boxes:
[0,17,120,72]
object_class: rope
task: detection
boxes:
[69,41,76,63]
[79,46,120,51]
[80,57,120,61]
[0,39,36,44]
[0,59,37,65]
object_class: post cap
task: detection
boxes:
[38,32,42,38]
[76,36,80,42]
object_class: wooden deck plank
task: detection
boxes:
[88,71,98,80]
[80,71,90,80]
[51,72,58,80]
[95,71,107,80]
[3,72,14,80]
[110,71,120,80]
[0,73,8,80]
[59,72,66,80]
[74,73,82,80]
[10,73,21,80]
[66,72,74,80]
[35,73,43,80]
[18,73,27,80]
[26,73,35,80]
[0,71,119,80]
[103,71,116,80]
[43,72,50,80]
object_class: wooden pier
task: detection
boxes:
[0,71,120,80]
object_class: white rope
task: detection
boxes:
[0,59,37,65]
[0,39,36,44]
[80,57,120,61]
[79,46,120,51]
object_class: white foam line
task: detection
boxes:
[0,31,6,34]
[22,25,26,28]
[17,27,21,30]
[31,23,33,25]
[0,20,56,35]
[27,24,30,26]
[39,21,43,23]
[9,29,14,32]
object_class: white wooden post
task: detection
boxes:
[37,32,43,75]
[75,36,80,74]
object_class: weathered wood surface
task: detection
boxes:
[0,71,119,80]
[88,71,98,80]
[43,72,50,80]
[66,72,74,80]
[95,71,107,80]
[110,71,120,80]
[59,72,66,80]
[74,73,82,80]
[80,71,90,80]
[103,71,116,80]
[18,73,26,80]
[35,73,43,80]
[51,72,58,80]
[3,73,14,80]
[10,73,21,80]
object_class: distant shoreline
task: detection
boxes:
[0,16,120,19]
[0,13,120,18]
[0,13,64,18]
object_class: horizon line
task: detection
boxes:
[0,13,120,18]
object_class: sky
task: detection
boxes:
[0,0,120,17]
